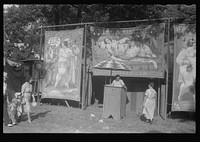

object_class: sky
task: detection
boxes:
[3,4,18,9]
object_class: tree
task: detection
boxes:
[4,4,196,62]
[4,5,46,61]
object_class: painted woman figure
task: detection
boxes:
[176,39,196,102]
[142,82,157,124]
[55,39,78,88]
[21,77,34,123]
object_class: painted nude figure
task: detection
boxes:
[54,39,77,89]
[176,38,196,102]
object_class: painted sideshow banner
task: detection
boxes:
[42,28,84,101]
[90,24,165,78]
[172,24,196,111]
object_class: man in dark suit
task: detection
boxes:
[3,72,13,127]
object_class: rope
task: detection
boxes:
[40,17,178,29]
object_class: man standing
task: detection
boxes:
[3,72,13,127]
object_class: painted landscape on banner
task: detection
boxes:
[42,28,84,101]
[91,24,165,78]
[172,24,196,111]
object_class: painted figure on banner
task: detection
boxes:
[45,37,60,87]
[176,38,196,102]
[98,37,158,69]
[55,38,79,89]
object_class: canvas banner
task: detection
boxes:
[172,24,196,111]
[42,28,84,101]
[90,24,165,78]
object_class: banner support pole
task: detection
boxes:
[82,24,87,110]
[165,18,170,121]
[38,26,43,105]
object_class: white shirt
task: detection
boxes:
[111,79,125,87]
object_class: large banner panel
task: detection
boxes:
[172,24,196,111]
[91,24,165,78]
[42,28,84,101]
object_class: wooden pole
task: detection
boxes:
[110,70,112,84]
[39,27,43,61]
[165,18,170,121]
[38,27,43,105]
[81,24,87,109]
[157,79,160,116]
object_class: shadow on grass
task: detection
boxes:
[41,98,80,108]
[18,111,51,123]
[168,111,195,122]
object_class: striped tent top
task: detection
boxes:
[93,60,131,71]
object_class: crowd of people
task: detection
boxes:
[3,72,35,127]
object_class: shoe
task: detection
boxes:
[146,119,150,123]
[13,122,17,125]
[7,124,13,127]
[28,120,32,123]
[149,119,153,125]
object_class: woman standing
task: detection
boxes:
[21,77,34,123]
[142,82,157,124]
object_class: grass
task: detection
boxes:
[3,103,195,133]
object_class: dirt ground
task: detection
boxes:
[3,102,196,133]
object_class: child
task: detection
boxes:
[7,92,22,125]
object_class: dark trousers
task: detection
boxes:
[3,95,11,125]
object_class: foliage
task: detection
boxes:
[4,4,196,61]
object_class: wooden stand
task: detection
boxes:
[102,85,127,120]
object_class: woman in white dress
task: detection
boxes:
[21,77,33,123]
[142,82,157,124]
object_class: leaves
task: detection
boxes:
[174,24,196,39]
[4,4,196,62]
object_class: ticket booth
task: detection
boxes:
[102,85,127,120]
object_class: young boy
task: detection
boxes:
[7,92,22,125]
